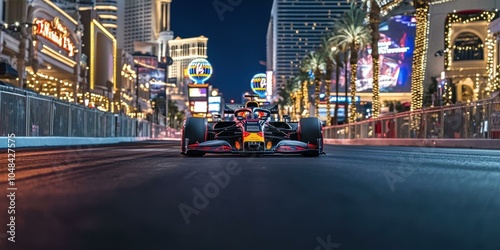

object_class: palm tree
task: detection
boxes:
[167,99,179,128]
[319,35,336,126]
[327,33,344,126]
[409,0,432,112]
[294,68,312,118]
[322,27,349,125]
[276,79,297,116]
[368,0,381,118]
[301,51,327,118]
[342,49,350,124]
[151,97,166,124]
[175,110,185,129]
[331,3,371,123]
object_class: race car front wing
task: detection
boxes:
[183,139,321,155]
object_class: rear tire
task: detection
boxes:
[299,117,322,157]
[182,117,207,157]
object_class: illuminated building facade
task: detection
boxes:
[80,9,118,112]
[267,0,352,92]
[425,0,500,104]
[0,0,162,116]
[117,50,137,114]
[0,1,26,86]
[25,0,83,103]
[490,16,500,93]
[1,0,119,111]
[443,10,497,103]
[168,36,208,95]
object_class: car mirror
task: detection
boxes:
[283,115,290,123]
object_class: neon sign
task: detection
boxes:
[187,58,213,84]
[250,73,267,98]
[33,17,76,57]
[329,96,360,103]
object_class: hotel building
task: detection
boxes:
[267,0,352,93]
[122,0,173,59]
[168,36,208,95]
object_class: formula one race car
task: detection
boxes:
[181,100,323,157]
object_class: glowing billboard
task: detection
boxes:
[90,20,117,90]
[189,87,207,98]
[250,73,267,98]
[135,55,166,99]
[187,58,213,84]
[208,96,221,113]
[356,15,416,93]
[193,101,208,113]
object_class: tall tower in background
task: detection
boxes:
[123,0,173,58]
[267,0,353,91]
[92,0,118,37]
[123,0,155,54]
[158,0,174,60]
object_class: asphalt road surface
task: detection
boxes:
[0,140,499,250]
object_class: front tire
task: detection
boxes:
[181,117,207,157]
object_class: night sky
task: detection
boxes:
[170,0,273,102]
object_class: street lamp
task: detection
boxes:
[159,56,173,127]
[133,63,151,118]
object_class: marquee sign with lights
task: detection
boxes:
[32,17,76,57]
[187,58,212,84]
[250,73,267,98]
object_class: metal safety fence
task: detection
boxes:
[323,99,500,140]
[0,85,178,138]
